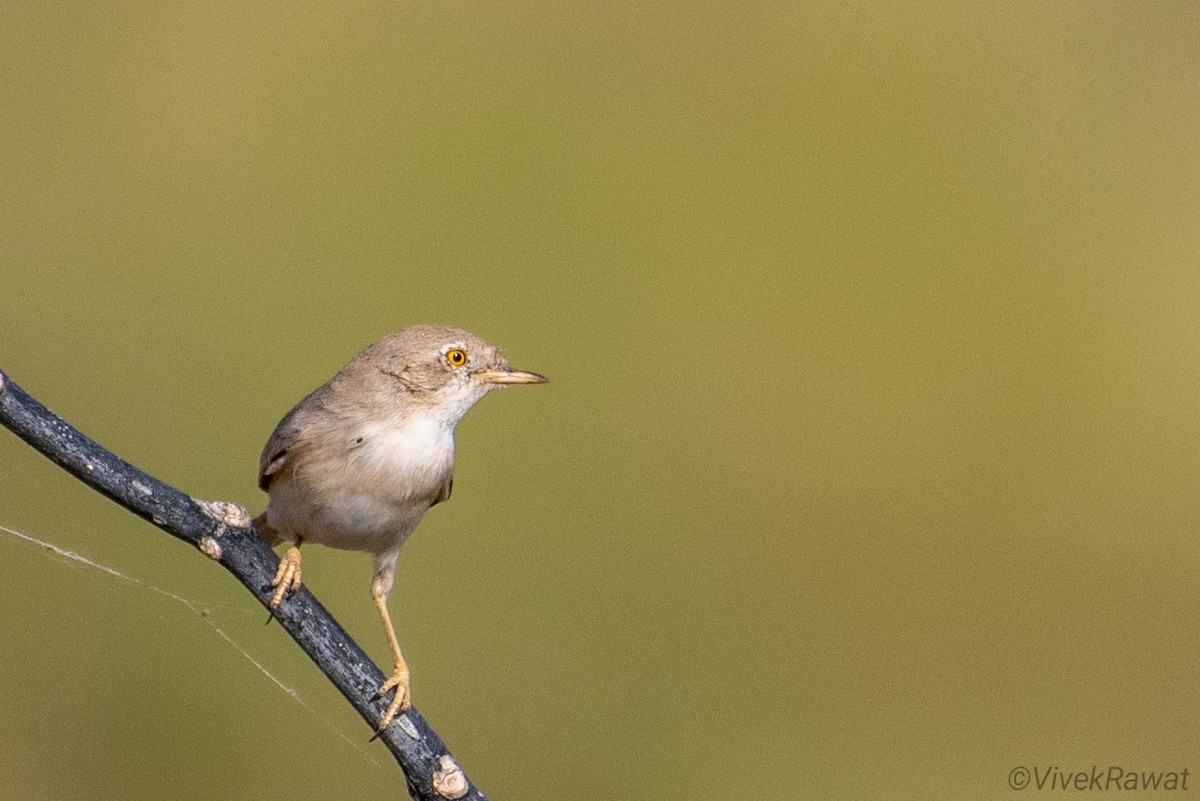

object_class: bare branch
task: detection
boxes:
[0,369,485,801]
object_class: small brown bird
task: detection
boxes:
[253,324,546,731]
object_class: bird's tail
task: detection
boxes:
[253,510,284,546]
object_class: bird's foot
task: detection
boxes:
[267,546,303,619]
[376,663,412,731]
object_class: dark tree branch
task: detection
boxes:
[0,369,484,801]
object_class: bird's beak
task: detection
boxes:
[472,368,548,385]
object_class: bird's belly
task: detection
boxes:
[265,415,454,555]
[268,479,431,554]
[310,489,428,552]
[268,455,448,554]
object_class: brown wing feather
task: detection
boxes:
[430,475,453,507]
[257,429,294,490]
[258,385,328,491]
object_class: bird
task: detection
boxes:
[253,324,546,731]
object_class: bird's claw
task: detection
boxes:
[376,664,412,732]
[266,546,303,622]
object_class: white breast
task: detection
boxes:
[269,412,456,555]
[354,413,455,479]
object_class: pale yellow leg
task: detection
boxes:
[269,544,303,610]
[373,588,411,729]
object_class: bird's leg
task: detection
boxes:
[371,562,411,730]
[373,588,411,728]
[269,540,303,611]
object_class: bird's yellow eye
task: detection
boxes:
[446,348,469,367]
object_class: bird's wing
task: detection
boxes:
[431,475,453,507]
[258,385,327,491]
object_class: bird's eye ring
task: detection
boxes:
[446,348,469,367]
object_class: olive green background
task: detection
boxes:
[2,3,1198,800]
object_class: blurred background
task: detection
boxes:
[2,3,1199,799]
